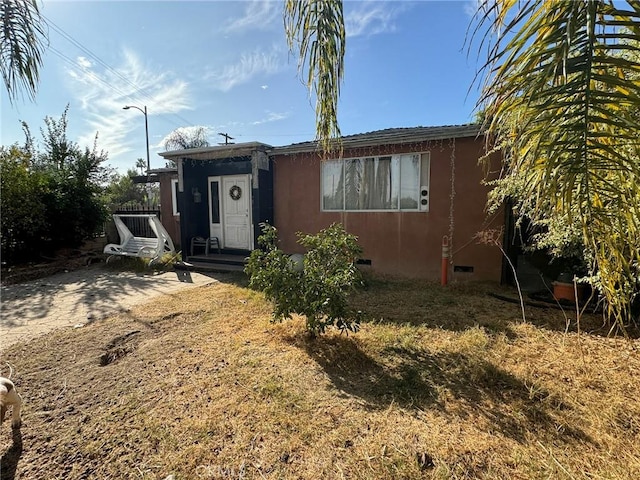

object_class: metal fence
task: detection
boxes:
[108,204,161,240]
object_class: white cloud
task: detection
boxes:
[345,1,406,38]
[77,56,92,69]
[261,85,269,90]
[224,0,279,33]
[207,47,285,92]
[64,49,193,167]
[252,111,290,125]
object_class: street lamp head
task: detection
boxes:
[123,104,150,176]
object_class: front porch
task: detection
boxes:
[175,252,249,274]
[159,143,273,261]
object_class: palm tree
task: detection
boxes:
[135,158,146,175]
[1,0,48,103]
[472,0,640,327]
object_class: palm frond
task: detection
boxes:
[284,0,345,154]
[474,0,640,327]
[0,0,48,103]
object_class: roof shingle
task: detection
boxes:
[272,124,482,155]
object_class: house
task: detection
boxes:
[159,125,505,282]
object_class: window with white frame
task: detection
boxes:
[171,178,180,216]
[321,153,429,211]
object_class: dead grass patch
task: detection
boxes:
[1,276,639,479]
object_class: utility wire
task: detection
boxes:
[42,16,315,145]
[43,14,197,130]
[49,47,134,101]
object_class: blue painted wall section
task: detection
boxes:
[177,150,273,255]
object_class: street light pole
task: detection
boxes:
[123,105,150,174]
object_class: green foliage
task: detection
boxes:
[1,107,110,264]
[135,158,146,175]
[284,0,345,153]
[102,169,147,210]
[245,222,363,337]
[1,0,47,103]
[472,0,640,328]
[0,145,48,262]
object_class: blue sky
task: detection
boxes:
[1,0,484,174]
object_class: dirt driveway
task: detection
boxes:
[0,265,218,351]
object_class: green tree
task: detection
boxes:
[102,169,146,211]
[1,107,110,263]
[471,1,640,327]
[135,158,146,175]
[245,223,363,337]
[0,145,48,262]
[33,107,110,247]
[0,0,48,103]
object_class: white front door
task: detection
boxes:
[221,174,252,249]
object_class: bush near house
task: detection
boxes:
[245,222,363,337]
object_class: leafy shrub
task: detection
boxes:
[0,146,48,263]
[1,107,109,264]
[245,223,363,337]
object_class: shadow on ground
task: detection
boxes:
[0,263,223,331]
[350,277,640,339]
[0,428,22,480]
[286,332,592,446]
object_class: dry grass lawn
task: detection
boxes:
[1,274,639,479]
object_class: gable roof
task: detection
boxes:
[272,124,482,155]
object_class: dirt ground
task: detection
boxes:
[0,264,218,351]
[0,275,638,479]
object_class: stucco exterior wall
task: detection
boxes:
[272,136,503,282]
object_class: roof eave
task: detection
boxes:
[273,124,483,156]
[159,141,273,160]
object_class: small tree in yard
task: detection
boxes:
[0,145,48,262]
[245,222,363,337]
[1,106,110,264]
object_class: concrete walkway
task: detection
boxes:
[0,265,218,350]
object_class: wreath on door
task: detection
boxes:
[229,185,242,201]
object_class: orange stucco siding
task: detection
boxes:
[272,136,503,282]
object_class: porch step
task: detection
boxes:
[175,253,249,274]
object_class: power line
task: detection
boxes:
[49,47,134,101]
[43,14,197,130]
[41,15,318,147]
